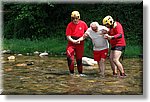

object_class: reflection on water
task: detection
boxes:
[2,54,143,95]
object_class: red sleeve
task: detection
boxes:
[114,34,122,39]
[114,22,124,39]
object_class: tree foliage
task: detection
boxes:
[3,2,143,45]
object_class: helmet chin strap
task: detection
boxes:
[110,25,113,28]
[110,22,115,28]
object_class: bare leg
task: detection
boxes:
[98,58,105,77]
[112,50,125,74]
[109,50,117,75]
[100,58,105,75]
[97,61,101,73]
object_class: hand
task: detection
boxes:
[104,34,109,39]
[73,40,80,44]
[107,36,113,40]
[75,40,80,44]
[102,29,108,34]
[104,34,112,40]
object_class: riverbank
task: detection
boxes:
[3,38,142,58]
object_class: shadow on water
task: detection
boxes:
[1,54,143,95]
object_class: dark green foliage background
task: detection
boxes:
[3,2,143,45]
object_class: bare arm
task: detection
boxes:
[66,36,77,43]
[77,33,89,42]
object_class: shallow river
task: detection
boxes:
[1,54,143,95]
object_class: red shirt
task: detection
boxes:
[66,20,88,37]
[109,22,126,47]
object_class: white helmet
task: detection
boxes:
[90,22,99,28]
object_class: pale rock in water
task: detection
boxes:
[82,57,97,66]
[39,52,48,57]
[0,89,2,94]
[18,54,23,56]
[2,50,11,54]
[34,51,40,55]
[7,56,15,60]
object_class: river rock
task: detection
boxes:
[7,56,15,60]
[34,51,40,55]
[82,57,97,66]
[39,52,48,57]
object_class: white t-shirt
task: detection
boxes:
[85,25,109,51]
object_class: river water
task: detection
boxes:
[1,54,143,95]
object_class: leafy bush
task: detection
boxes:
[3,2,143,46]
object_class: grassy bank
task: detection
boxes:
[3,38,67,55]
[3,38,142,57]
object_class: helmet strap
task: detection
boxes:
[110,25,113,28]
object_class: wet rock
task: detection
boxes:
[15,63,27,67]
[15,61,34,67]
[26,53,30,56]
[4,68,13,72]
[0,56,3,60]
[45,75,55,79]
[87,80,95,83]
[34,51,40,55]
[7,56,15,61]
[2,50,11,54]
[0,89,2,94]
[82,57,97,66]
[39,52,48,57]
[54,55,58,57]
[17,54,23,56]
[26,62,34,66]
[26,53,33,56]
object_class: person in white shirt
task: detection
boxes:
[77,22,109,77]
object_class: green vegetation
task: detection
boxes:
[124,45,142,57]
[3,38,66,54]
[3,2,143,57]
[3,38,142,57]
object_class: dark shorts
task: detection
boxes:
[111,46,125,51]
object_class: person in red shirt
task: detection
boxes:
[102,15,126,77]
[66,11,88,76]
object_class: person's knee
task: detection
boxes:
[112,58,118,63]
[76,58,82,66]
[67,57,73,66]
[101,58,105,63]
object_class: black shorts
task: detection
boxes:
[111,46,125,51]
